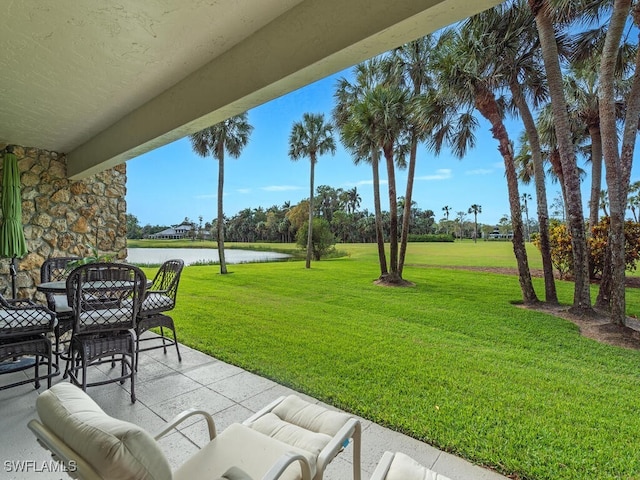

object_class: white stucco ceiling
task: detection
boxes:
[0,0,502,179]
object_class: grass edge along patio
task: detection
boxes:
[144,241,640,480]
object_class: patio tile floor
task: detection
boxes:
[0,334,509,480]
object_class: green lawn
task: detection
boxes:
[138,241,640,479]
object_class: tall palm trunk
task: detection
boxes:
[306,154,316,269]
[529,0,591,313]
[588,125,603,233]
[398,131,418,277]
[371,149,388,275]
[217,150,227,274]
[476,90,538,304]
[510,80,558,304]
[597,0,639,324]
[383,143,400,281]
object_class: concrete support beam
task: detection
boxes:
[67,0,501,179]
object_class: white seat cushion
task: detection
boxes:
[78,308,132,326]
[386,452,451,480]
[141,292,174,312]
[0,308,53,329]
[53,294,72,313]
[36,383,171,480]
[174,423,315,480]
[250,413,332,458]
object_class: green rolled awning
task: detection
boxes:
[0,152,27,259]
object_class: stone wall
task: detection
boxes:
[0,144,127,299]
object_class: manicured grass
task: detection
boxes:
[139,242,640,479]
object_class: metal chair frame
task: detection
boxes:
[65,263,146,403]
[135,259,184,370]
[39,256,80,359]
[0,296,58,390]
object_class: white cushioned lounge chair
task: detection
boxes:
[28,383,313,480]
[370,451,452,480]
[243,395,362,480]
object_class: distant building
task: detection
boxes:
[487,228,513,240]
[147,222,210,240]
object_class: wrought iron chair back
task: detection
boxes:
[0,295,58,390]
[65,263,146,402]
[0,296,56,338]
[135,259,184,370]
[140,258,184,316]
[39,256,79,355]
[66,262,146,335]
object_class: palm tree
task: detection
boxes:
[363,83,410,283]
[468,204,482,243]
[564,64,603,231]
[289,112,336,269]
[521,193,532,242]
[189,113,253,274]
[473,0,557,304]
[387,35,437,277]
[528,0,591,314]
[596,0,640,324]
[334,59,389,277]
[442,205,451,221]
[345,186,361,214]
[455,211,467,240]
[427,24,538,304]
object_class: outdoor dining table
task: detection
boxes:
[37,279,152,294]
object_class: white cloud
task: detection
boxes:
[237,188,252,194]
[356,179,388,186]
[416,169,452,181]
[465,168,493,175]
[493,162,505,169]
[261,185,302,192]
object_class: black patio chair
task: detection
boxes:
[0,295,58,390]
[65,263,146,403]
[135,259,184,370]
[40,256,80,358]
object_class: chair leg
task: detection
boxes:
[46,343,53,389]
[135,331,140,372]
[160,327,167,354]
[120,354,126,384]
[129,337,136,403]
[81,353,88,392]
[172,329,182,362]
[34,355,41,390]
[353,421,362,480]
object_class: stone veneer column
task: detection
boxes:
[0,144,127,299]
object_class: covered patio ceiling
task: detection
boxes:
[0,0,502,180]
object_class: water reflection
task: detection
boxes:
[127,248,291,266]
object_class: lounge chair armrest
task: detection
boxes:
[153,409,217,441]
[262,452,312,480]
[28,419,99,479]
[242,396,286,425]
[316,418,361,474]
[369,451,395,480]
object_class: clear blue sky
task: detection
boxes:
[126,67,634,229]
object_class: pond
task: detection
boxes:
[126,247,292,266]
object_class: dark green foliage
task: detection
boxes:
[296,218,336,260]
[407,233,454,242]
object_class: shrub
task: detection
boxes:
[532,221,573,279]
[533,218,640,279]
[588,217,640,278]
[296,218,336,260]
